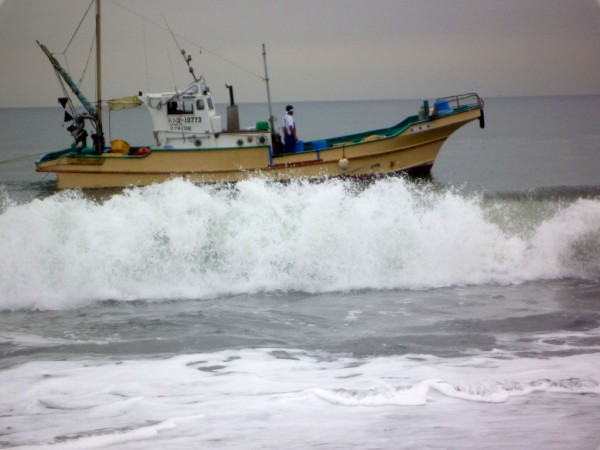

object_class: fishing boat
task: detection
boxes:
[35,1,485,190]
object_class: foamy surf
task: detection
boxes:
[1,349,599,448]
[1,178,599,310]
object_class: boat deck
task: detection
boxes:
[302,94,482,152]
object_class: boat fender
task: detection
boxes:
[479,110,485,129]
[338,157,349,171]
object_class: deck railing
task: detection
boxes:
[434,92,484,114]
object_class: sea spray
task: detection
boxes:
[1,178,599,310]
[527,198,600,279]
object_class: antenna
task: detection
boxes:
[161,14,200,82]
[262,44,274,133]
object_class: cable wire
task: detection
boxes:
[108,0,265,80]
[63,0,95,54]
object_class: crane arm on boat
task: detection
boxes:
[36,41,97,118]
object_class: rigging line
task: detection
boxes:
[143,21,149,91]
[63,0,95,54]
[46,0,95,97]
[161,13,188,73]
[52,66,77,116]
[0,153,49,164]
[77,33,96,89]
[108,0,265,80]
[165,44,178,94]
[58,52,85,108]
[58,53,74,87]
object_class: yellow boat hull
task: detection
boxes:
[37,107,482,189]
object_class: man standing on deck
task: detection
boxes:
[283,105,298,152]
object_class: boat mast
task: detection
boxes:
[95,0,104,153]
[262,44,274,133]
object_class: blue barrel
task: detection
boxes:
[312,140,327,150]
[435,100,451,113]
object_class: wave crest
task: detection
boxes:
[1,178,599,310]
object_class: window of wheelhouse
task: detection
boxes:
[196,99,205,111]
[206,97,214,111]
[167,98,194,115]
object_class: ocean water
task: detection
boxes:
[0,96,600,449]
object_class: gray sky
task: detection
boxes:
[1,0,599,107]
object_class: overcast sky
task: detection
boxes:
[1,0,599,107]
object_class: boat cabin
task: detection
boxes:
[140,79,224,149]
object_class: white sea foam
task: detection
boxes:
[1,349,599,448]
[1,178,599,310]
[0,331,103,348]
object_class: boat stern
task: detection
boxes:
[35,149,74,170]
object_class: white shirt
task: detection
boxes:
[283,113,295,135]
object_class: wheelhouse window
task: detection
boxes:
[196,99,205,111]
[206,97,214,111]
[167,98,194,115]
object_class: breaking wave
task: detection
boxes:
[1,178,599,310]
